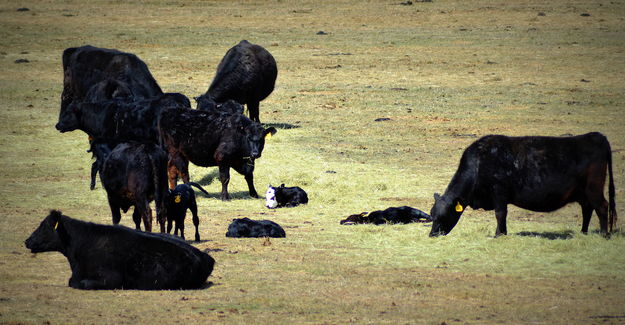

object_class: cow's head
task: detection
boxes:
[240,122,277,160]
[429,193,464,237]
[265,185,278,209]
[25,210,66,253]
[55,101,81,132]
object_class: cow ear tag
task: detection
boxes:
[175,195,182,203]
[54,221,59,230]
[455,202,464,212]
[265,132,272,141]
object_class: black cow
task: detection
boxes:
[166,182,210,242]
[159,107,277,200]
[56,93,190,142]
[60,45,162,123]
[96,141,169,232]
[429,132,617,237]
[88,138,116,190]
[25,210,214,290]
[196,40,277,123]
[340,206,432,225]
[265,184,309,208]
[225,218,286,238]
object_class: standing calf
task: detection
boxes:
[166,182,209,242]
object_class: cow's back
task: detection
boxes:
[61,45,163,110]
[208,40,277,103]
[466,132,611,211]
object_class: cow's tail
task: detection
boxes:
[150,146,169,233]
[606,139,617,233]
[188,182,210,197]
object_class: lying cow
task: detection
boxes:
[25,210,214,290]
[166,182,210,242]
[60,45,162,123]
[340,206,432,225]
[196,40,277,123]
[429,132,617,237]
[56,93,191,143]
[225,218,286,238]
[159,107,277,200]
[95,141,169,232]
[265,184,308,208]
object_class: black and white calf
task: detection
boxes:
[265,184,308,208]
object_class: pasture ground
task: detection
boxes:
[1,0,624,324]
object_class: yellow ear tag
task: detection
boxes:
[175,195,181,203]
[265,132,272,141]
[54,221,59,230]
[455,202,464,212]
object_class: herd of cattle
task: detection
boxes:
[25,41,618,290]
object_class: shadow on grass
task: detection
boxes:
[263,122,301,130]
[516,230,574,240]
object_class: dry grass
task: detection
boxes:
[1,0,625,324]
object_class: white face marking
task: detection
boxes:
[265,187,278,209]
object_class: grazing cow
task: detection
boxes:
[60,45,162,122]
[96,141,169,232]
[265,184,309,208]
[429,132,617,237]
[159,107,277,200]
[340,206,432,225]
[56,93,190,143]
[166,182,210,242]
[196,40,277,123]
[225,218,286,238]
[25,210,214,290]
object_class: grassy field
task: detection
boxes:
[1,0,625,324]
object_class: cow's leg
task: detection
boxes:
[190,198,200,242]
[69,265,122,290]
[219,165,231,201]
[580,202,594,234]
[585,170,609,235]
[494,206,508,237]
[167,217,173,234]
[244,172,259,198]
[178,214,186,240]
[132,207,142,231]
[248,100,260,123]
[107,196,122,225]
[135,200,152,232]
[90,162,98,190]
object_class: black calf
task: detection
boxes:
[166,182,209,242]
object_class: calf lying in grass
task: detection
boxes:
[340,206,432,225]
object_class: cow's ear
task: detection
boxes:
[264,127,277,139]
[433,193,441,201]
[48,210,63,230]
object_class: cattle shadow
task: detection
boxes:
[263,122,300,130]
[516,230,574,240]
[196,170,219,187]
